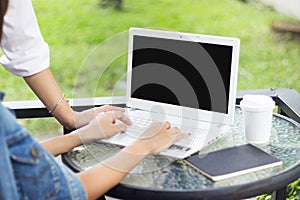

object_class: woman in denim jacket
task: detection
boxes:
[0,1,189,199]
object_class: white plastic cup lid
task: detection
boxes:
[240,94,275,112]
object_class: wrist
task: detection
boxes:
[52,101,76,130]
[54,131,83,152]
[72,127,90,145]
[126,140,152,156]
[102,142,149,173]
[68,130,84,147]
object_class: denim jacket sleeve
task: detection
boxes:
[0,117,19,199]
[0,94,87,200]
[0,92,19,199]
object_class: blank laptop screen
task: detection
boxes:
[131,35,233,114]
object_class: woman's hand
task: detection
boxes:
[72,105,126,129]
[75,109,132,144]
[132,122,190,155]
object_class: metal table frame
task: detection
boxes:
[4,88,300,200]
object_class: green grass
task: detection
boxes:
[1,0,299,102]
[0,0,299,133]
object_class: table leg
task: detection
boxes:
[273,186,287,200]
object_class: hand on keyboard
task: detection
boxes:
[76,109,132,144]
[72,105,128,129]
[133,121,190,154]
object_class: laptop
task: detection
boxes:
[102,27,240,159]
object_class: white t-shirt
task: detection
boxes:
[0,0,50,77]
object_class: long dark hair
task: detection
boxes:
[0,0,9,40]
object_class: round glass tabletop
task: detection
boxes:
[64,107,300,198]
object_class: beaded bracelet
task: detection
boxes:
[49,94,65,114]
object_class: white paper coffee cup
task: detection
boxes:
[240,95,275,144]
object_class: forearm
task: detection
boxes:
[40,132,82,157]
[40,113,127,157]
[77,122,187,199]
[23,68,75,129]
[77,141,150,200]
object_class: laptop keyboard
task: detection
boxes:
[126,112,210,148]
[101,110,229,158]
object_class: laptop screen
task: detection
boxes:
[130,35,233,114]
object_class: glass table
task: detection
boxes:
[63,107,300,200]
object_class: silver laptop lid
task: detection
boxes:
[126,27,240,125]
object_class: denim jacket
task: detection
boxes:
[0,93,87,200]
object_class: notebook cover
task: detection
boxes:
[185,144,282,181]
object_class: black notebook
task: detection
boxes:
[185,144,282,181]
